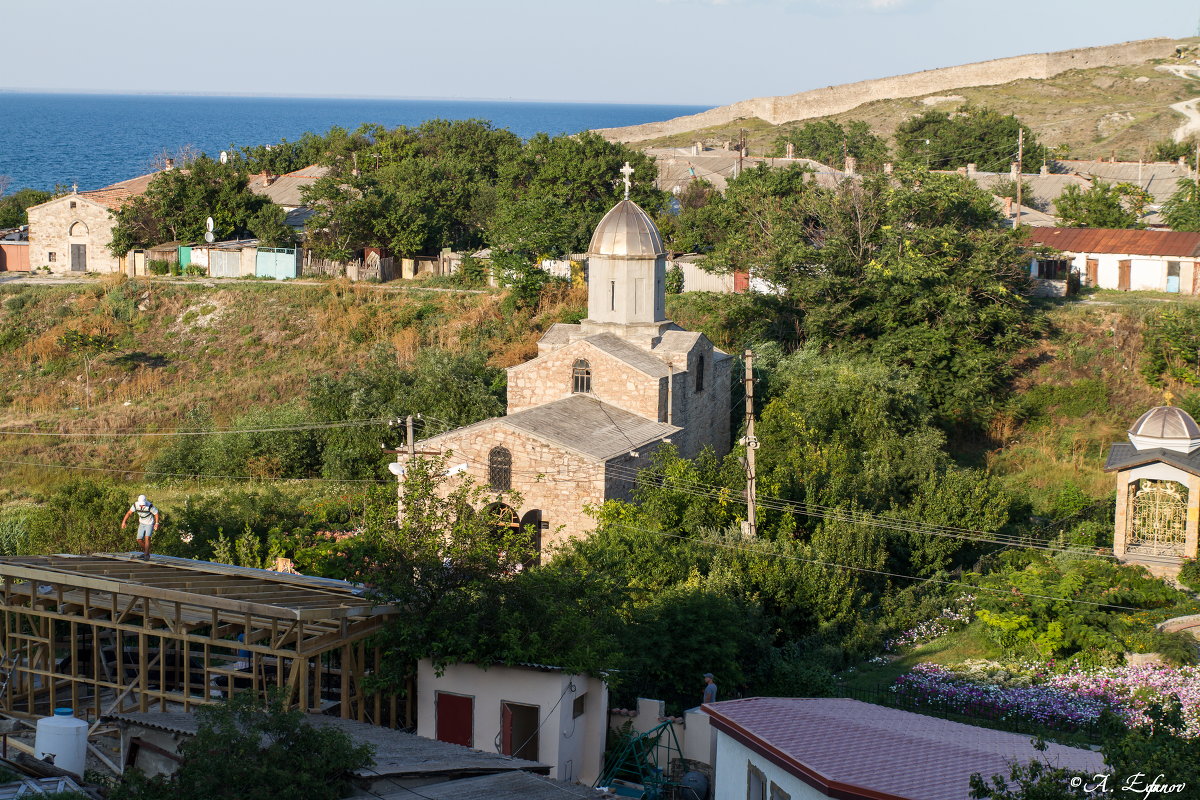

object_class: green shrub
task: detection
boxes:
[665,264,685,294]
[1179,558,1200,592]
[147,259,172,276]
[183,264,206,276]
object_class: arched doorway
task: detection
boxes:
[1127,479,1188,557]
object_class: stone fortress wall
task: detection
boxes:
[596,38,1176,143]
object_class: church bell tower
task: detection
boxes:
[580,163,670,347]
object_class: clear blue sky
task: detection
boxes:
[4,0,1198,106]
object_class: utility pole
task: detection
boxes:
[743,350,757,538]
[1014,128,1024,230]
[384,415,438,523]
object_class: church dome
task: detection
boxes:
[588,199,664,258]
[1128,406,1200,454]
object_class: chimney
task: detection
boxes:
[263,174,276,186]
[1010,162,1019,179]
[1040,164,1050,176]
[785,142,795,159]
[164,158,175,171]
[966,163,977,176]
[956,166,967,175]
[883,162,893,175]
[844,156,857,175]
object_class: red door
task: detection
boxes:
[435,692,473,747]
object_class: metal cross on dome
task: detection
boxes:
[620,162,634,200]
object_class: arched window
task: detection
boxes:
[695,354,705,393]
[488,446,512,491]
[572,359,592,394]
[69,221,88,237]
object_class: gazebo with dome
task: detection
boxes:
[1105,405,1200,575]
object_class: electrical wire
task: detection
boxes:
[0,417,393,437]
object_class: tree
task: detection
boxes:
[109,157,276,255]
[1152,137,1195,169]
[896,105,1047,174]
[487,130,664,257]
[109,691,373,800]
[0,186,53,228]
[770,120,889,169]
[57,329,115,410]
[1162,178,1200,232]
[969,745,1094,799]
[1055,180,1150,229]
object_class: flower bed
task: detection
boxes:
[885,595,975,652]
[890,661,1200,736]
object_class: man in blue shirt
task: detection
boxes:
[121,494,159,561]
[702,673,717,704]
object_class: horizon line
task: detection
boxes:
[0,87,717,108]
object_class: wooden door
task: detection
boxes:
[1086,259,1098,287]
[435,692,473,747]
[70,243,87,272]
[1118,259,1131,291]
[501,701,539,762]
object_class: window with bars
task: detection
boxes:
[572,359,592,394]
[488,446,512,491]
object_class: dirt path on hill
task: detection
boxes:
[1157,64,1200,142]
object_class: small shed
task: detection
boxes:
[1105,405,1200,578]
[417,660,609,785]
[256,247,299,279]
[146,242,182,267]
[0,241,30,272]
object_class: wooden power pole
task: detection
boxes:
[1014,128,1024,230]
[743,349,757,538]
[385,415,438,523]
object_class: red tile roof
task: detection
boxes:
[79,171,162,210]
[1026,227,1200,258]
[704,698,1103,800]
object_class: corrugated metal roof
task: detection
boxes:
[1025,227,1200,258]
[705,698,1104,800]
[1060,159,1189,203]
[247,165,329,208]
[380,771,605,799]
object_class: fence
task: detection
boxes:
[302,254,395,282]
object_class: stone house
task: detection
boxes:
[25,171,159,273]
[401,186,732,555]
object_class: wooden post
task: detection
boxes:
[1014,128,1024,229]
[744,349,757,538]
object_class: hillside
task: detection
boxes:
[606,37,1200,162]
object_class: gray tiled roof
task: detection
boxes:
[583,333,671,377]
[377,771,605,799]
[106,712,548,778]
[1104,442,1200,476]
[502,395,679,460]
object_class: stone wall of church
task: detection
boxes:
[428,424,609,554]
[507,342,665,421]
[27,197,123,274]
[666,345,732,460]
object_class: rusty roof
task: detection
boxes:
[704,698,1103,800]
[1025,227,1200,258]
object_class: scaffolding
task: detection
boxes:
[0,554,399,727]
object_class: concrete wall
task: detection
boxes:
[27,195,123,273]
[714,729,827,800]
[415,660,608,785]
[597,38,1174,143]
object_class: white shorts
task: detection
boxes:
[137,522,154,540]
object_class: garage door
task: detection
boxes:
[210,250,240,278]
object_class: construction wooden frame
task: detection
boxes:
[0,554,399,727]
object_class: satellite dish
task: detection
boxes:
[205,216,214,232]
[387,462,406,477]
[204,231,215,243]
[219,151,228,164]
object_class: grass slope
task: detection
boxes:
[641,44,1200,161]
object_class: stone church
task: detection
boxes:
[409,180,731,555]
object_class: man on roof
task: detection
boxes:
[121,494,159,561]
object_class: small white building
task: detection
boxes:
[704,697,1103,800]
[417,660,608,786]
[1027,227,1200,294]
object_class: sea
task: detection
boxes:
[0,93,710,192]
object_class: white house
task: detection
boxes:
[704,697,1103,800]
[1027,227,1200,294]
[417,660,609,786]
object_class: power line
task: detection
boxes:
[0,417,393,438]
[0,458,390,484]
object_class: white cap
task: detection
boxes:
[137,494,147,505]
